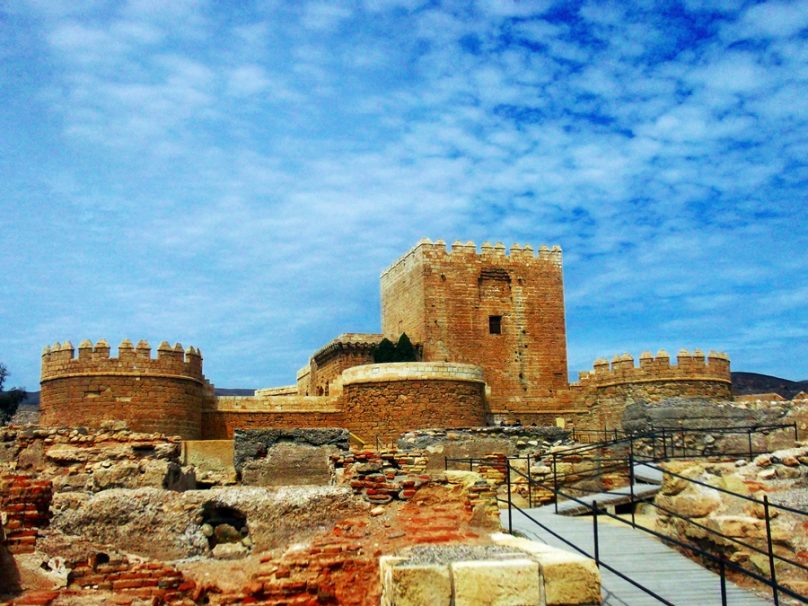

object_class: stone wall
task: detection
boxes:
[233,428,350,486]
[0,425,191,494]
[397,425,569,470]
[40,340,211,439]
[204,394,342,439]
[340,363,487,444]
[380,239,569,412]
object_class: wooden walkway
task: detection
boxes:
[551,483,661,515]
[502,507,773,605]
[545,462,665,515]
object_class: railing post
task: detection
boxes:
[444,456,448,471]
[662,428,667,460]
[553,452,559,514]
[793,421,799,442]
[629,447,636,528]
[527,454,533,509]
[592,500,600,568]
[747,429,753,459]
[764,495,779,605]
[469,458,473,471]
[506,458,513,534]
[719,553,727,606]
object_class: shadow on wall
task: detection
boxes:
[0,542,22,597]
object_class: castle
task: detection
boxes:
[39,239,732,443]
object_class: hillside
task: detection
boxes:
[731,372,808,399]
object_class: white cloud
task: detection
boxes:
[737,0,808,39]
[301,2,354,31]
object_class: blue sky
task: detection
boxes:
[1,0,807,391]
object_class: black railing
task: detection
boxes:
[506,455,808,605]
[446,422,806,605]
[557,422,798,461]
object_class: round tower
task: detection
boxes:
[40,339,210,439]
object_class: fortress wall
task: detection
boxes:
[572,350,732,430]
[204,364,487,443]
[380,239,568,411]
[203,395,342,439]
[40,340,208,439]
[201,411,343,440]
[310,349,376,396]
[297,334,382,396]
[340,362,487,445]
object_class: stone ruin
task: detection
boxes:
[0,422,607,605]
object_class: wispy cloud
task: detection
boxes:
[1,0,806,389]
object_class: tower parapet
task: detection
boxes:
[574,349,731,388]
[40,339,208,439]
[381,238,562,282]
[41,340,205,383]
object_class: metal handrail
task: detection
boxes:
[555,422,798,457]
[501,496,677,606]
[445,422,805,605]
[508,463,808,605]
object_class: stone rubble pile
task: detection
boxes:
[655,445,808,596]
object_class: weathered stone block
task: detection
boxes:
[380,556,452,606]
[451,558,540,606]
[233,428,349,474]
[491,533,601,605]
[182,440,236,483]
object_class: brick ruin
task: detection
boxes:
[1,423,607,605]
[38,239,732,443]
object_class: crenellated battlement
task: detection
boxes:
[41,339,205,383]
[381,237,563,279]
[573,349,731,389]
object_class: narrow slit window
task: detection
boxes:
[489,315,502,334]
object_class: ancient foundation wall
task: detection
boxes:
[40,340,209,439]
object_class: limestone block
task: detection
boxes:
[706,515,791,544]
[451,558,540,606]
[380,556,452,606]
[656,492,721,519]
[45,445,94,464]
[211,542,248,559]
[16,440,45,470]
[182,439,236,483]
[491,533,601,605]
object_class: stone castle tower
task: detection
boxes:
[380,239,568,412]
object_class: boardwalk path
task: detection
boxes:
[502,507,773,606]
